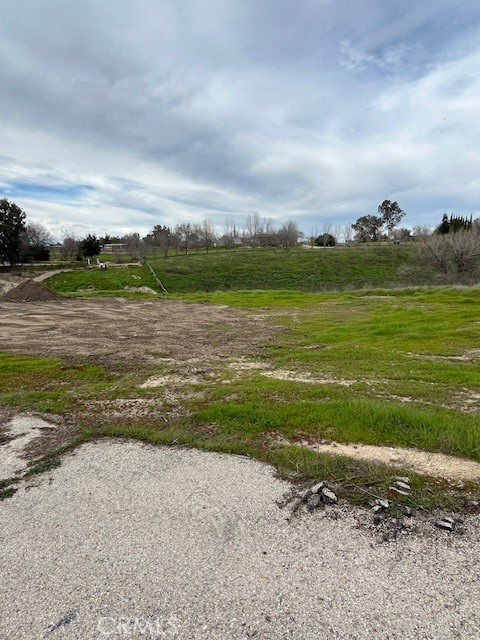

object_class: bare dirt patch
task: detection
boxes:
[261,368,355,386]
[279,437,480,482]
[0,297,279,366]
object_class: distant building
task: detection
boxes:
[102,243,127,253]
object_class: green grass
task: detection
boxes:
[178,286,480,462]
[148,244,419,293]
[47,265,160,296]
[45,244,424,297]
[0,352,111,413]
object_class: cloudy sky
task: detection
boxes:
[1,0,480,239]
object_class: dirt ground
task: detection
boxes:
[0,296,277,367]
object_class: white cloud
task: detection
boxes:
[1,0,480,235]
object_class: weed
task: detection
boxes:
[26,456,62,476]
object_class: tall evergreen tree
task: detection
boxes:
[0,199,27,265]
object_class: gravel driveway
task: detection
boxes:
[1,440,479,639]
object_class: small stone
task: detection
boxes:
[372,505,384,515]
[435,518,455,532]
[321,488,338,504]
[395,476,410,484]
[306,493,322,511]
[389,485,410,496]
[377,499,390,509]
[393,480,411,492]
[303,490,313,502]
[404,506,413,517]
[310,482,325,494]
[442,516,454,525]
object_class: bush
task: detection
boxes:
[417,230,480,280]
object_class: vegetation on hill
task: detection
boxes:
[149,244,417,293]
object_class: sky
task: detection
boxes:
[1,0,480,240]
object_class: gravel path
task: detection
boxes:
[1,440,479,639]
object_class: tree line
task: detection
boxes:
[2,196,480,279]
[0,199,305,265]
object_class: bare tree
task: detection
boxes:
[449,230,480,275]
[390,228,412,243]
[277,219,300,249]
[259,217,276,247]
[59,231,80,262]
[343,222,353,244]
[308,225,319,247]
[122,233,144,260]
[418,235,451,274]
[200,218,217,253]
[20,222,53,261]
[319,221,332,247]
[417,230,480,279]
[411,225,432,241]
[175,223,194,255]
[244,212,263,247]
[221,217,237,249]
[191,223,202,253]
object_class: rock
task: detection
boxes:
[371,499,389,514]
[310,482,325,494]
[404,506,413,517]
[393,480,411,492]
[389,485,410,496]
[306,493,322,511]
[303,490,313,503]
[395,476,410,484]
[321,488,338,504]
[435,518,455,532]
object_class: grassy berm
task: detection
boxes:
[2,245,479,511]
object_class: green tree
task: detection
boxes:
[378,200,405,231]
[314,233,336,247]
[437,213,450,235]
[0,198,27,265]
[351,215,383,242]
[436,213,472,235]
[79,234,101,258]
[145,225,172,258]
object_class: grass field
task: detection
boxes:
[46,244,427,296]
[148,244,420,292]
[179,287,480,461]
[48,264,159,296]
[2,246,479,509]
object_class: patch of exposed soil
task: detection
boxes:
[278,437,480,482]
[1,279,61,302]
[0,297,280,367]
[261,368,355,386]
